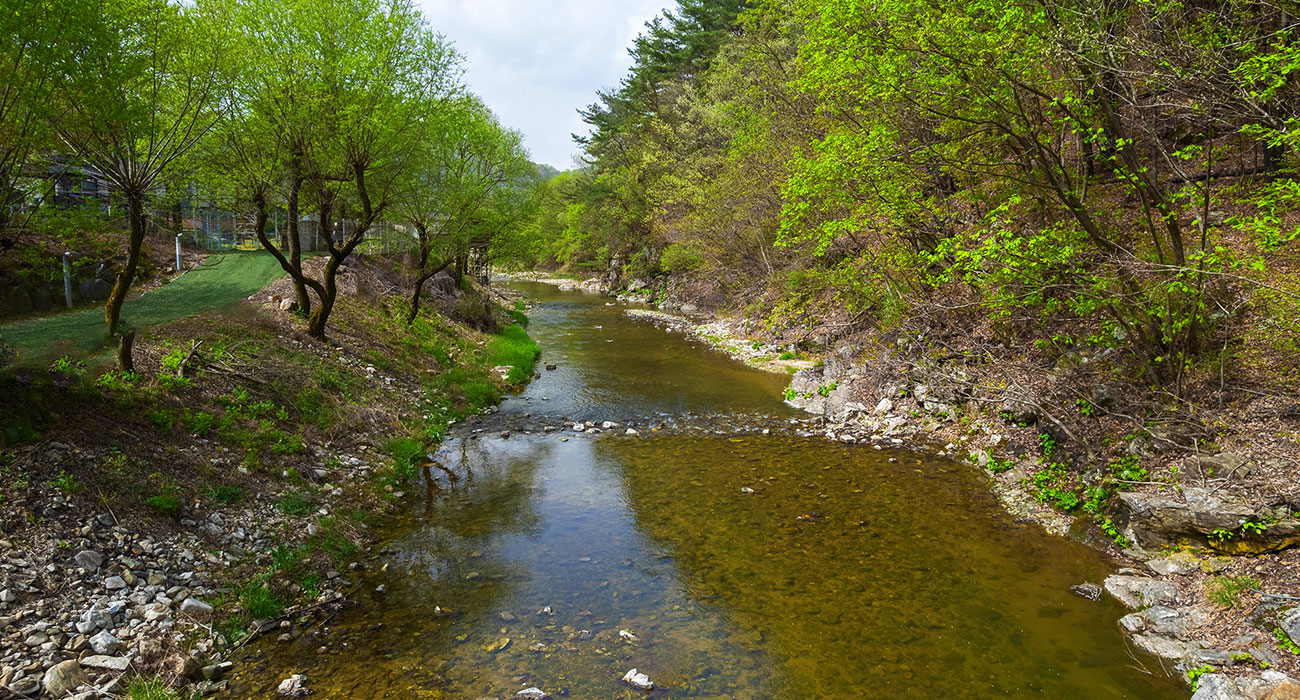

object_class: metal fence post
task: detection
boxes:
[62,252,73,308]
[176,234,183,271]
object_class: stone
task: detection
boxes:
[515,688,549,700]
[0,589,15,603]
[1138,605,1208,638]
[89,630,124,655]
[621,668,654,691]
[1282,608,1300,647]
[1146,551,1199,576]
[79,278,112,302]
[180,597,214,616]
[73,550,104,570]
[81,655,131,672]
[1069,582,1102,601]
[43,660,90,697]
[104,576,128,590]
[874,398,893,415]
[1131,633,1195,660]
[484,637,510,653]
[279,299,297,312]
[277,674,310,697]
[1117,490,1300,554]
[1103,575,1179,609]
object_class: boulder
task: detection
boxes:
[1147,551,1199,576]
[181,597,214,616]
[1103,575,1179,609]
[1191,672,1300,700]
[1282,608,1300,647]
[79,278,112,302]
[43,660,90,697]
[1116,490,1300,554]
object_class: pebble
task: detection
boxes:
[622,668,654,691]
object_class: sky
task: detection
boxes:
[416,0,673,171]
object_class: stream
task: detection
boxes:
[228,281,1185,699]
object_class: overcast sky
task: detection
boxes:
[416,0,673,171]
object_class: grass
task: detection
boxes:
[490,323,541,384]
[126,677,182,700]
[1206,575,1260,609]
[0,253,286,364]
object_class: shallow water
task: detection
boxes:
[227,283,1183,699]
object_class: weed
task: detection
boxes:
[207,485,245,504]
[1187,665,1215,692]
[385,437,424,482]
[183,409,215,437]
[145,484,181,519]
[239,579,284,619]
[489,324,541,384]
[49,356,85,376]
[50,470,81,495]
[783,388,798,401]
[1205,575,1260,609]
[126,676,181,700]
[778,351,798,360]
[1276,628,1300,655]
[277,492,312,516]
[148,408,174,431]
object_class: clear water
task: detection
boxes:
[227,282,1183,699]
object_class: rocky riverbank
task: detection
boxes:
[0,263,535,699]
[510,272,1300,698]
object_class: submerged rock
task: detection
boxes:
[516,688,550,700]
[277,674,310,697]
[622,668,654,691]
[1069,582,1102,601]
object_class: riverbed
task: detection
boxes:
[227,281,1184,699]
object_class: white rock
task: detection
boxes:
[180,597,213,616]
[89,630,123,655]
[874,398,893,415]
[618,629,638,641]
[625,428,638,435]
[622,669,654,691]
[515,688,550,700]
[277,674,309,697]
[81,655,131,672]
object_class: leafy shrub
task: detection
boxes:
[660,242,705,273]
[207,485,245,504]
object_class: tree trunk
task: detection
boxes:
[117,330,135,373]
[286,157,310,313]
[105,193,147,339]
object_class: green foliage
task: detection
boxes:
[49,470,81,495]
[277,492,312,516]
[207,485,245,504]
[145,486,181,519]
[126,677,182,700]
[1276,627,1300,655]
[1205,575,1260,609]
[660,242,706,273]
[385,437,424,482]
[489,324,541,385]
[1187,665,1215,692]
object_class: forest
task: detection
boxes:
[517,0,1300,400]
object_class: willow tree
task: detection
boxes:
[43,0,225,354]
[228,0,460,338]
[394,96,530,323]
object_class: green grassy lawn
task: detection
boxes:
[0,253,285,364]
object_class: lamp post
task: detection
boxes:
[62,252,73,308]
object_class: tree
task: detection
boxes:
[41,0,226,354]
[394,96,530,323]
[225,0,460,338]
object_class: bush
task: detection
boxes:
[660,242,705,273]
[208,485,245,504]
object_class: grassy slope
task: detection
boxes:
[0,253,286,363]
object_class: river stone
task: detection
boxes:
[516,688,549,700]
[43,660,89,697]
[81,655,131,672]
[1191,672,1300,700]
[89,629,124,655]
[622,668,654,691]
[181,597,214,616]
[1104,575,1179,609]
[73,550,104,570]
[1131,633,1196,660]
[1069,582,1102,601]
[277,674,309,697]
[1147,551,1199,576]
[1141,605,1208,638]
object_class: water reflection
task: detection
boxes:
[226,284,1183,700]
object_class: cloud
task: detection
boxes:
[414,0,671,169]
